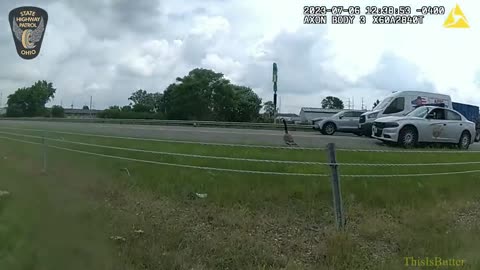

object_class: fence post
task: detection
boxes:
[42,132,47,173]
[327,143,345,230]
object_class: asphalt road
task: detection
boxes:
[1,120,480,150]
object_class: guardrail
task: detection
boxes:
[0,117,316,131]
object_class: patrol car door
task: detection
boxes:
[425,108,449,142]
[444,110,464,142]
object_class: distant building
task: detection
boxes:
[299,107,342,124]
[274,113,300,123]
[64,108,102,118]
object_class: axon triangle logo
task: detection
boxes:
[9,6,48,60]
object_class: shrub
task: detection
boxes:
[51,105,65,118]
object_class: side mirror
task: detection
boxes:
[339,116,343,119]
[426,114,433,120]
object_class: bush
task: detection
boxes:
[42,108,52,117]
[6,104,24,117]
[51,105,65,118]
[255,114,274,123]
[97,108,164,120]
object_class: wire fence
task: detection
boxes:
[2,128,480,231]
[1,130,480,168]
[1,129,480,178]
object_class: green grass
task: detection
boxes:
[0,127,479,269]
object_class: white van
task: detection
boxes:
[359,91,452,135]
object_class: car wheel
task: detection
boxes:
[322,122,336,135]
[398,126,417,148]
[458,131,471,150]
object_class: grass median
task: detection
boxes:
[0,127,479,269]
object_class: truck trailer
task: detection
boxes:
[452,102,480,142]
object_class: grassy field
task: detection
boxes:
[0,127,480,269]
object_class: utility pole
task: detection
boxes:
[347,98,351,109]
[273,63,278,119]
[361,97,364,110]
[0,91,3,108]
[352,97,355,110]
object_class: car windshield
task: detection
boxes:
[406,107,429,118]
[374,97,393,110]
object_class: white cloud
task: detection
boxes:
[201,53,243,82]
[191,16,230,39]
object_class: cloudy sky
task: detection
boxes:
[1,0,478,113]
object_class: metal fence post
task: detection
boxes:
[42,132,47,173]
[327,143,345,230]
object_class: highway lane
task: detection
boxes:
[1,120,480,150]
[0,120,377,149]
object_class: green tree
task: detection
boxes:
[128,90,149,106]
[263,101,276,118]
[51,105,65,118]
[82,105,89,110]
[132,103,151,113]
[163,68,231,120]
[121,105,132,112]
[152,92,164,113]
[128,89,164,113]
[321,96,344,109]
[129,89,153,112]
[6,80,56,117]
[162,68,261,122]
[230,85,262,122]
[6,103,23,117]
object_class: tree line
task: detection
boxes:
[98,68,265,122]
[2,69,267,121]
[4,80,65,117]
[2,67,374,121]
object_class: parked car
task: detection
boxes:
[360,91,452,136]
[314,110,366,135]
[372,106,476,149]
